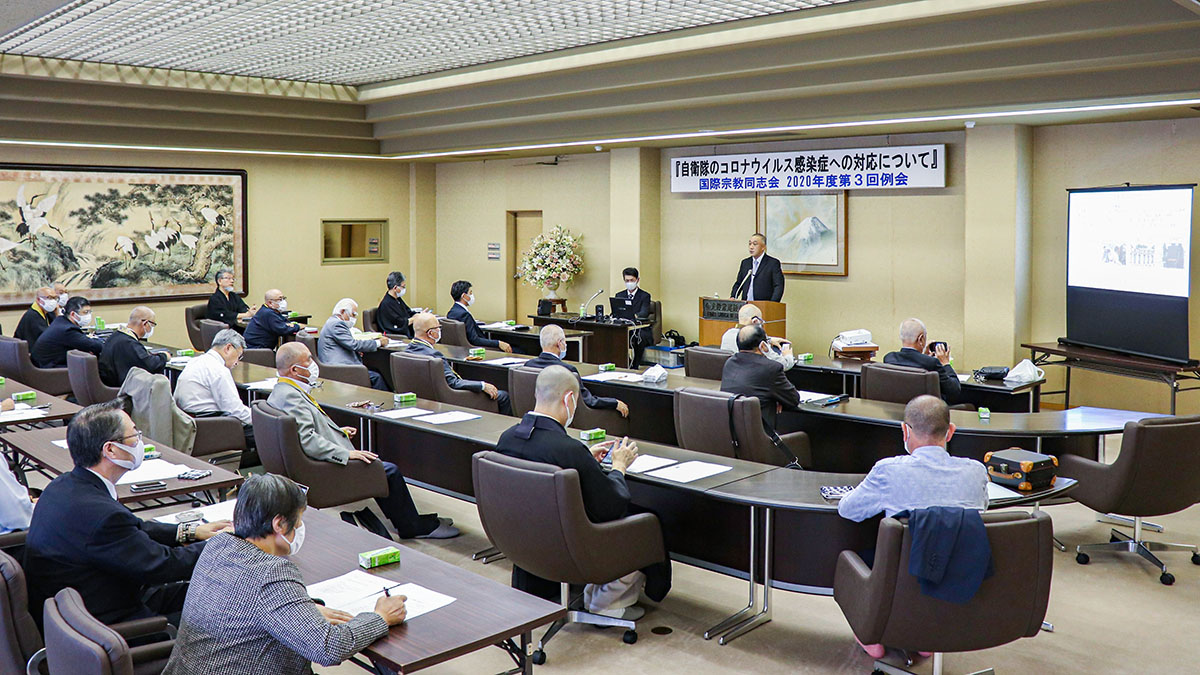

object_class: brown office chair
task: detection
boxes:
[860,362,939,404]
[438,318,470,347]
[66,350,119,406]
[183,303,208,351]
[0,549,45,675]
[240,348,277,369]
[188,414,247,474]
[684,346,732,380]
[43,588,174,675]
[250,401,388,509]
[673,387,810,467]
[0,337,72,397]
[648,300,663,346]
[508,366,629,436]
[389,351,499,413]
[1061,415,1200,585]
[197,319,228,352]
[295,332,318,355]
[472,451,667,662]
[362,307,378,333]
[834,511,1053,675]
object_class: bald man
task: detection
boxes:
[13,286,59,347]
[718,303,795,370]
[266,342,457,539]
[496,366,668,619]
[721,324,801,432]
[243,289,302,349]
[730,233,784,302]
[98,306,168,387]
[52,283,69,314]
[405,313,512,415]
[883,318,961,404]
[525,325,628,417]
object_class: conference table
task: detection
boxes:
[0,377,81,428]
[478,323,592,362]
[529,313,650,366]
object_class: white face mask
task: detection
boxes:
[298,361,320,386]
[465,293,475,307]
[559,344,568,360]
[625,281,638,292]
[108,436,145,471]
[58,293,69,306]
[281,521,305,555]
[398,287,407,297]
[143,325,155,340]
[220,278,234,291]
[74,312,94,328]
[276,299,288,312]
[38,297,58,313]
[563,391,577,428]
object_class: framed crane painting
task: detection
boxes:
[0,163,246,308]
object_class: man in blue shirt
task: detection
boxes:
[244,289,302,349]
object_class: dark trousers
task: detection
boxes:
[368,369,389,391]
[379,461,439,538]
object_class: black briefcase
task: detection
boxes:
[983,448,1058,491]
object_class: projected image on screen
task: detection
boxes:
[1067,187,1192,297]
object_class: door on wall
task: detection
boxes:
[508,211,543,321]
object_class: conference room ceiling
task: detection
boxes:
[0,0,1197,158]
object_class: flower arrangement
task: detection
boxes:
[517,225,584,298]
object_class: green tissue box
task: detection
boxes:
[978,407,991,420]
[359,546,402,569]
[504,320,516,326]
[394,392,417,404]
[0,376,6,385]
[12,391,36,401]
[288,311,299,318]
[599,363,616,372]
[798,352,814,361]
[579,428,606,441]
[468,347,486,357]
[176,348,196,356]
[95,318,106,329]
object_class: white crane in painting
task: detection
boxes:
[171,220,198,251]
[0,236,21,269]
[201,207,227,229]
[114,235,138,261]
[15,185,62,243]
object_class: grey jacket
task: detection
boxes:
[266,380,353,465]
[118,368,197,454]
[404,338,484,392]
[317,316,379,367]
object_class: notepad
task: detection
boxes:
[166,356,193,367]
[377,407,435,419]
[481,321,513,330]
[306,570,455,621]
[484,357,528,366]
[625,455,677,474]
[644,460,732,483]
[986,481,1023,501]
[116,459,190,485]
[0,404,47,423]
[413,411,480,425]
[52,439,69,449]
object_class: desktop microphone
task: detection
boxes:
[584,288,604,307]
[732,270,750,299]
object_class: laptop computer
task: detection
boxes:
[609,296,641,321]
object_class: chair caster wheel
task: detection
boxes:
[1160,572,1175,585]
[1075,552,1089,565]
[531,650,546,665]
[1191,552,1200,565]
[623,629,638,644]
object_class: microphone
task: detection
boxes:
[733,269,751,300]
[585,288,604,307]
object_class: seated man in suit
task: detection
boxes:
[174,328,257,463]
[527,325,628,418]
[318,298,390,390]
[406,312,513,415]
[376,270,418,338]
[883,318,962,404]
[446,280,513,353]
[25,401,232,625]
[243,289,302,349]
[98,306,169,387]
[13,286,58,347]
[719,303,795,370]
[267,342,458,539]
[837,394,988,657]
[206,268,257,330]
[497,366,668,620]
[31,296,104,368]
[617,267,654,367]
[720,324,801,432]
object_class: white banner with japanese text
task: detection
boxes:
[669,144,945,192]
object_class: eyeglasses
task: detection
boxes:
[112,430,143,444]
[145,320,157,327]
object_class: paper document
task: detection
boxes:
[957,373,972,383]
[167,356,193,367]
[644,460,732,483]
[795,390,831,403]
[582,371,643,383]
[0,403,47,423]
[626,455,677,474]
[307,570,455,621]
[155,499,237,524]
[481,322,512,330]
[377,407,435,420]
[245,378,278,391]
[484,357,528,366]
[116,459,189,485]
[985,481,1023,501]
[414,411,480,425]
[52,439,69,449]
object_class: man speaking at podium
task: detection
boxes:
[730,233,785,302]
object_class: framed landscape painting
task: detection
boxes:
[0,163,246,309]
[756,190,847,276]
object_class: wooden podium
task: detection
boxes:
[698,297,786,346]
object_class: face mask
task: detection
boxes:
[143,325,155,340]
[58,293,69,306]
[108,436,145,471]
[38,298,58,312]
[398,287,407,297]
[75,312,94,328]
[344,314,357,327]
[281,521,305,555]
[466,293,475,307]
[298,361,320,386]
[625,281,638,292]
[276,299,288,312]
[559,345,568,360]
[220,279,233,291]
[563,391,577,428]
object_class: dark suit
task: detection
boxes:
[525,352,619,410]
[884,347,962,404]
[720,350,801,430]
[26,467,205,625]
[405,339,512,415]
[243,305,300,349]
[13,304,53,347]
[376,293,415,338]
[731,253,785,302]
[614,287,653,367]
[446,303,500,350]
[98,329,168,387]
[206,289,249,330]
[30,315,104,368]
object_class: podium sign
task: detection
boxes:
[701,298,744,322]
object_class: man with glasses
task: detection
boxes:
[244,288,302,349]
[175,328,258,464]
[31,295,104,368]
[206,268,257,330]
[719,303,795,370]
[98,306,169,387]
[405,312,512,415]
[13,286,59,347]
[26,401,232,626]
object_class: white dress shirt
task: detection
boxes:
[174,350,252,425]
[86,468,119,501]
[837,445,989,522]
[0,462,34,533]
[719,327,795,370]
